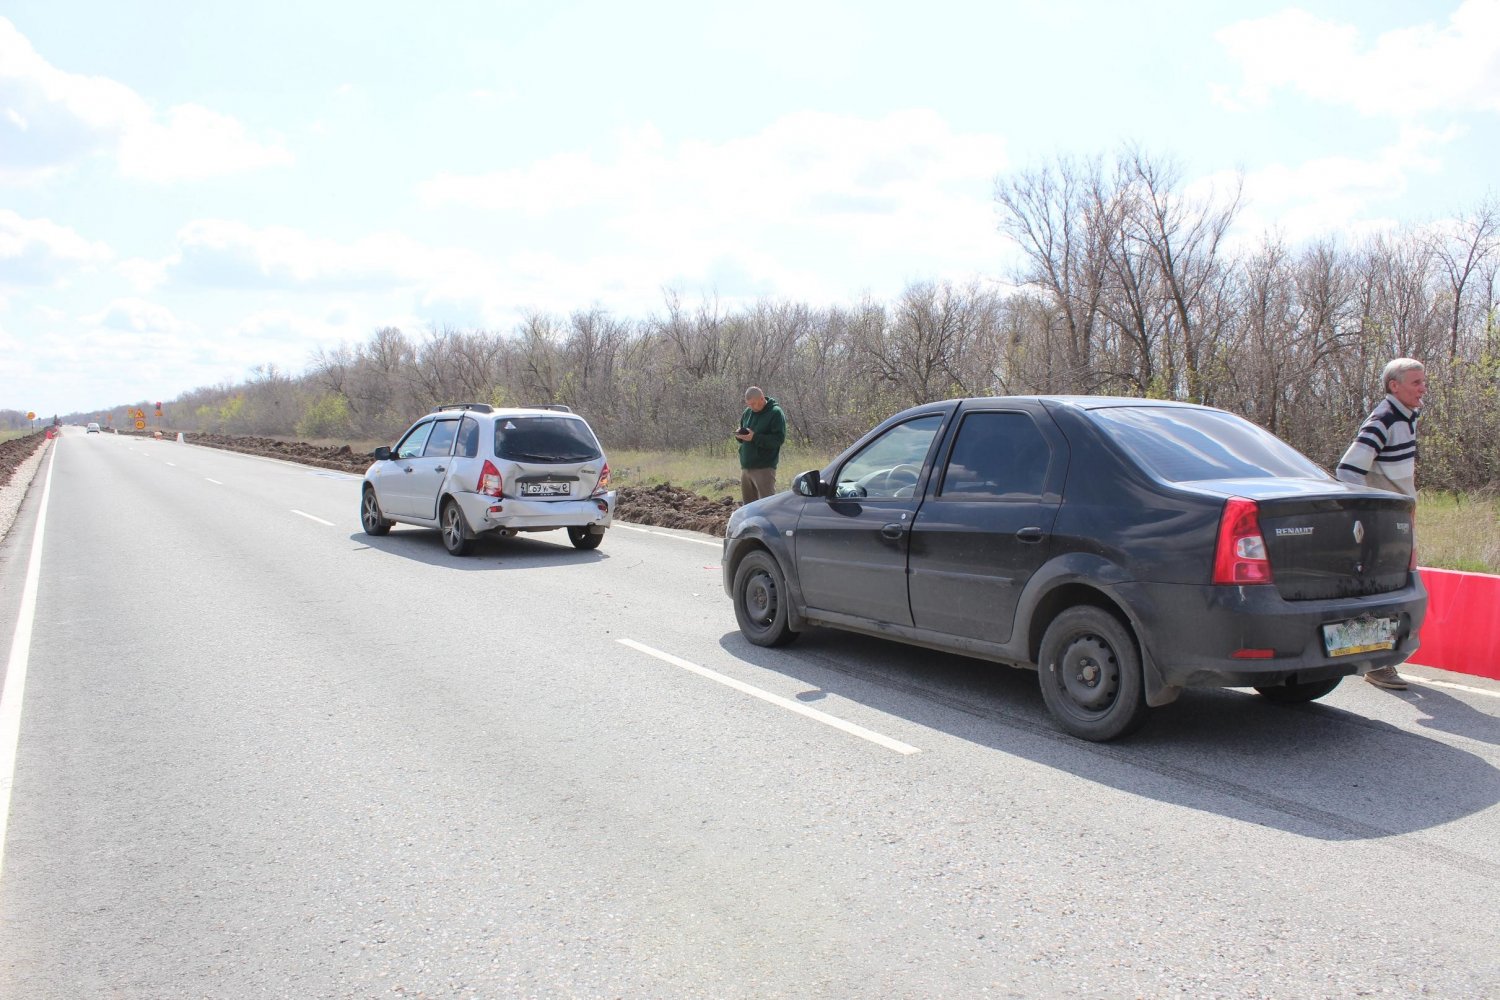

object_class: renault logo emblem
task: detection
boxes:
[1353,520,1365,544]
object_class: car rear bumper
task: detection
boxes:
[457,490,616,532]
[1124,577,1428,688]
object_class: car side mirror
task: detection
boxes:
[792,469,825,497]
[373,446,392,461]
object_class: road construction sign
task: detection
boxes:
[135,418,146,430]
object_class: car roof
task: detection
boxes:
[953,394,1216,412]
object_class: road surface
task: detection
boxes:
[1,429,1497,998]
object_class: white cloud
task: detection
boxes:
[0,208,113,285]
[1214,0,1500,116]
[417,109,1009,303]
[83,297,192,335]
[168,220,427,291]
[0,16,292,182]
[1229,126,1463,243]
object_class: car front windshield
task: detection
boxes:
[493,416,602,463]
[1089,405,1327,483]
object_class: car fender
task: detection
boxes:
[723,515,810,631]
[1013,554,1182,707]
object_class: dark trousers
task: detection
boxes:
[740,467,777,504]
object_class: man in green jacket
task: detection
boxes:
[734,386,786,504]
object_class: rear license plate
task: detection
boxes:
[1322,616,1398,657]
[520,482,571,497]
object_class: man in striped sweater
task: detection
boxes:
[1335,357,1427,690]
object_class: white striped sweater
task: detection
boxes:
[1335,395,1419,497]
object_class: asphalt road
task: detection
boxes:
[1,429,1497,999]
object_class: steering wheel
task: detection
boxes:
[859,463,921,495]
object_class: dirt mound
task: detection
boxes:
[171,432,376,475]
[0,432,47,488]
[172,430,740,536]
[616,483,739,537]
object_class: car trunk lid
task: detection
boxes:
[1255,494,1415,600]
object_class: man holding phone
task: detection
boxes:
[734,386,787,504]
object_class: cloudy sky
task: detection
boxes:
[3,0,1498,418]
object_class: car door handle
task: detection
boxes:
[1016,526,1045,543]
[434,466,446,473]
[881,522,905,540]
[402,466,414,473]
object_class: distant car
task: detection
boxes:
[361,403,614,555]
[86,422,100,434]
[722,396,1427,741]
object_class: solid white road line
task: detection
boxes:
[0,443,56,883]
[204,478,223,485]
[291,509,336,527]
[1408,676,1500,699]
[617,638,920,756]
[614,523,721,548]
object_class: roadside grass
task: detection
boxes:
[1418,491,1500,575]
[608,443,835,498]
[0,429,38,443]
[603,447,1500,575]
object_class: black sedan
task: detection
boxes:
[722,396,1426,741]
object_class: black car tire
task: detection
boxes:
[361,486,392,536]
[440,499,473,556]
[1254,676,1342,704]
[568,526,604,550]
[733,550,800,647]
[1038,606,1150,741]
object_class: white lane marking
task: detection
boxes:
[291,509,335,527]
[614,523,721,548]
[1408,676,1500,699]
[165,462,177,467]
[0,442,56,882]
[617,638,919,755]
[205,478,223,485]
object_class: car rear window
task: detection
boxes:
[1089,406,1326,483]
[493,416,602,463]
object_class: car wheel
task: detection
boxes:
[1038,606,1149,741]
[440,499,473,556]
[1254,676,1342,704]
[568,526,604,550]
[360,486,392,536]
[733,550,800,647]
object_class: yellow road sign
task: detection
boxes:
[135,418,146,430]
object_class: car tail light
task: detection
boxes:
[478,460,504,497]
[1212,497,1272,585]
[593,462,611,496]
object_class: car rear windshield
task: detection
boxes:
[493,416,602,463]
[1089,406,1327,483]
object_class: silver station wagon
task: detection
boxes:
[360,403,615,555]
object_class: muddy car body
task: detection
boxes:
[722,396,1427,741]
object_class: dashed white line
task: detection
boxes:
[291,509,335,527]
[165,462,177,467]
[614,523,721,548]
[617,638,920,755]
[0,442,55,881]
[205,478,223,485]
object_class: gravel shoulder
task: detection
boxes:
[0,433,51,545]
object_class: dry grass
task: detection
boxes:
[606,444,835,499]
[601,447,1500,574]
[0,429,33,443]
[1418,491,1500,574]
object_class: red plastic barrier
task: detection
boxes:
[1414,568,1500,681]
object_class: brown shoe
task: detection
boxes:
[1364,666,1409,691]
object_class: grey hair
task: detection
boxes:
[1381,358,1424,393]
[744,386,765,400]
